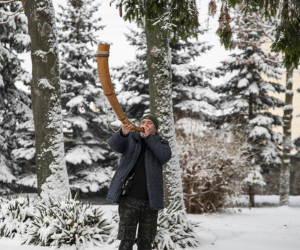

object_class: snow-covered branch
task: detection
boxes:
[177,118,252,213]
[0,5,22,16]
[253,17,276,42]
[0,0,18,4]
[0,13,22,24]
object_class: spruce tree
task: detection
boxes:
[0,1,35,194]
[215,6,285,200]
[213,0,300,207]
[57,0,118,195]
[112,28,219,121]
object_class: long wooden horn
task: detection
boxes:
[96,43,144,133]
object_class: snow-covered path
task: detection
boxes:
[1,206,299,250]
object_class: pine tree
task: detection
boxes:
[210,0,300,207]
[0,1,35,194]
[213,0,300,69]
[215,6,285,203]
[56,0,118,195]
[112,28,219,121]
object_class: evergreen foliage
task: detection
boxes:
[0,196,112,248]
[0,196,35,237]
[112,27,219,120]
[215,6,285,174]
[112,0,200,42]
[215,0,300,69]
[23,197,112,248]
[153,200,200,249]
[108,200,200,249]
[56,0,118,195]
[0,2,34,194]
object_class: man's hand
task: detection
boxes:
[122,124,133,135]
[143,126,151,137]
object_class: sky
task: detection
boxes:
[18,0,233,88]
[51,0,231,70]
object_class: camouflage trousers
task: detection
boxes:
[117,197,158,250]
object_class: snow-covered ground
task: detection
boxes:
[1,196,299,250]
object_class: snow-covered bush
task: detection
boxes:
[109,200,200,249]
[153,200,200,250]
[23,197,112,248]
[177,118,251,213]
[0,196,35,237]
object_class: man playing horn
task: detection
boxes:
[106,114,172,250]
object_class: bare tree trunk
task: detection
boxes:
[248,94,255,207]
[145,24,183,208]
[280,66,294,206]
[21,0,69,198]
[249,185,255,207]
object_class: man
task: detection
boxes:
[106,114,172,250]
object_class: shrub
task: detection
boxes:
[177,118,251,213]
[23,197,112,248]
[108,200,200,250]
[0,196,35,237]
[153,200,200,250]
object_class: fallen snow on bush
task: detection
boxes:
[0,196,113,249]
[1,201,300,250]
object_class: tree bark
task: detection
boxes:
[280,66,294,206]
[249,185,255,207]
[249,93,253,119]
[145,24,183,208]
[21,0,69,198]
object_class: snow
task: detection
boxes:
[16,175,37,188]
[117,91,144,106]
[248,82,259,94]
[66,95,85,108]
[0,155,16,184]
[39,79,55,89]
[12,147,35,161]
[283,104,293,111]
[237,78,249,88]
[65,145,106,165]
[243,171,266,186]
[175,100,216,114]
[64,116,88,131]
[249,115,273,126]
[249,126,271,140]
[1,198,300,250]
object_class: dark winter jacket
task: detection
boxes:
[106,130,172,210]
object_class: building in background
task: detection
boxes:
[262,42,300,146]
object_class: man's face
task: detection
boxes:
[141,118,156,135]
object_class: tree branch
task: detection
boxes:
[0,0,18,4]
[0,13,21,24]
[253,17,275,42]
[0,6,23,16]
